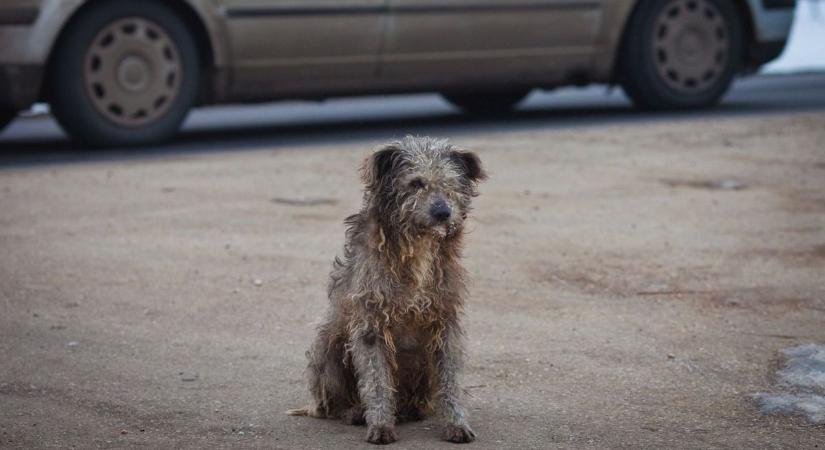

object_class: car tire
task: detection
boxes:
[442,90,530,115]
[48,0,199,146]
[618,0,743,110]
[0,108,15,133]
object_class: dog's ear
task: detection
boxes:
[450,150,487,182]
[362,144,402,191]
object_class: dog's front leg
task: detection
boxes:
[350,328,398,445]
[437,325,476,443]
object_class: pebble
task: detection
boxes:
[252,279,263,287]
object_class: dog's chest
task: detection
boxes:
[391,321,436,352]
[404,243,438,291]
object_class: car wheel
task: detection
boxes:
[0,108,15,133]
[442,90,530,115]
[618,0,743,110]
[49,0,199,146]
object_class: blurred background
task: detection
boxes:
[1,0,823,153]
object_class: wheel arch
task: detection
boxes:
[610,0,757,82]
[42,0,226,103]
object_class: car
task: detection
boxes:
[0,0,796,146]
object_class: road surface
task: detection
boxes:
[2,73,825,164]
[1,74,824,449]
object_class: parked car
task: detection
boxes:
[0,0,795,146]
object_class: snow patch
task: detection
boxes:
[778,343,825,392]
[763,0,825,74]
[753,343,825,424]
[753,393,825,424]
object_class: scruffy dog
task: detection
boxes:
[288,136,486,444]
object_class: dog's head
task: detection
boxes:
[362,136,486,240]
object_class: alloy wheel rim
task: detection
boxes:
[652,0,730,94]
[83,17,181,127]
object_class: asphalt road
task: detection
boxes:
[1,72,825,165]
[1,74,824,449]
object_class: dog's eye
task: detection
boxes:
[409,178,426,190]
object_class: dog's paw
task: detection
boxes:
[444,423,476,443]
[366,424,398,445]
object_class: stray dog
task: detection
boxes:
[288,136,486,444]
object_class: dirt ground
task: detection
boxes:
[1,111,824,449]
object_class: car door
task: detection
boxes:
[380,0,605,87]
[220,0,388,98]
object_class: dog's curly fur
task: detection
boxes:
[288,136,486,444]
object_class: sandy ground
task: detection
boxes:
[1,111,824,449]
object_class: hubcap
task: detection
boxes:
[84,18,181,127]
[652,0,730,94]
[117,56,150,91]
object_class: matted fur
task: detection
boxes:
[288,136,485,444]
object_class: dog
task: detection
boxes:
[288,136,486,444]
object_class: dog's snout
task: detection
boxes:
[430,200,451,222]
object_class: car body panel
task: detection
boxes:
[187,0,231,67]
[0,0,84,109]
[0,0,797,113]
[747,0,795,42]
[220,0,388,98]
[0,0,84,65]
[588,0,636,81]
[377,0,603,88]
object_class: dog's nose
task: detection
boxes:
[430,200,451,222]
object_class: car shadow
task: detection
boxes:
[1,74,824,168]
